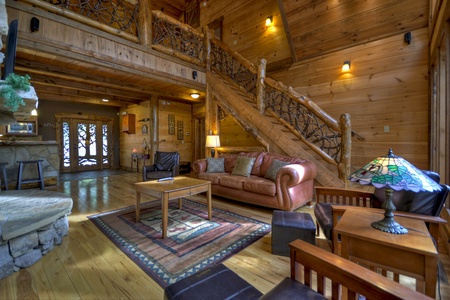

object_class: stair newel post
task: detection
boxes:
[138,0,151,46]
[339,113,352,187]
[204,26,212,71]
[256,59,267,114]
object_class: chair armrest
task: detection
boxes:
[171,164,180,176]
[142,165,156,181]
[192,159,207,174]
[288,239,432,299]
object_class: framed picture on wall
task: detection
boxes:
[142,124,148,134]
[168,114,175,134]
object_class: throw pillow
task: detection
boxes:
[206,157,225,173]
[231,156,256,177]
[264,159,291,181]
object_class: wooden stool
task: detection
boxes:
[0,162,8,190]
[16,160,45,190]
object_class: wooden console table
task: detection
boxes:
[130,153,150,172]
[334,208,438,298]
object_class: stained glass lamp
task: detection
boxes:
[348,149,441,234]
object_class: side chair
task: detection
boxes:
[142,151,180,181]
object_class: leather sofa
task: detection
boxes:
[192,152,317,211]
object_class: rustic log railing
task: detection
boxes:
[16,1,352,181]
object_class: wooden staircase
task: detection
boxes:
[207,71,345,188]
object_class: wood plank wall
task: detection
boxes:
[201,0,431,171]
[273,27,430,169]
[119,100,193,171]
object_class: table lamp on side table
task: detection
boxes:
[205,134,220,158]
[348,148,442,234]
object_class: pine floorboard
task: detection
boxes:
[0,172,449,299]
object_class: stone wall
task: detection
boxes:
[0,141,60,189]
[0,215,69,279]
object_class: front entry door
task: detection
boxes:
[61,118,112,173]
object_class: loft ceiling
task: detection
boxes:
[4,0,203,109]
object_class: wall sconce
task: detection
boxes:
[31,109,38,116]
[191,93,200,99]
[265,16,273,26]
[342,61,351,72]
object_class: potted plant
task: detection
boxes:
[0,73,37,112]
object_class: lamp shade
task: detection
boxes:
[205,135,221,148]
[349,148,441,193]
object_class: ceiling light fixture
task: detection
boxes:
[265,16,273,26]
[102,99,109,102]
[31,109,38,116]
[191,93,200,99]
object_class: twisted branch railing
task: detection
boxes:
[42,0,139,36]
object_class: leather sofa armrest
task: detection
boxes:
[192,159,207,174]
[277,161,317,186]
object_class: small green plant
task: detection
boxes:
[0,73,31,112]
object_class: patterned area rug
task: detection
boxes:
[88,198,271,288]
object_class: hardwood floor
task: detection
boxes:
[0,172,449,299]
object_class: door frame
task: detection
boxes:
[55,113,115,173]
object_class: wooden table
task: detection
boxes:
[131,153,150,172]
[135,176,212,238]
[334,209,438,298]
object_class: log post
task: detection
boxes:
[256,59,266,114]
[138,0,152,46]
[204,26,212,71]
[149,95,158,163]
[339,113,351,186]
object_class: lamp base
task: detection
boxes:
[211,148,215,158]
[371,217,408,234]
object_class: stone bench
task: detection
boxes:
[0,190,73,279]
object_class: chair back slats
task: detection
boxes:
[316,187,375,207]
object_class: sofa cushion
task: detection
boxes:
[221,153,239,173]
[237,152,266,175]
[232,156,256,177]
[243,177,276,196]
[260,153,304,176]
[198,172,223,185]
[265,159,290,182]
[206,157,225,173]
[219,175,247,190]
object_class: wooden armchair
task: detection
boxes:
[284,239,432,300]
[314,186,448,254]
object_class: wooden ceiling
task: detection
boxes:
[7,0,203,110]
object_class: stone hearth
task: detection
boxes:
[0,190,73,279]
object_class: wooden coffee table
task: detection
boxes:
[334,208,438,298]
[135,176,212,238]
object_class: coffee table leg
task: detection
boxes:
[136,191,141,222]
[207,183,212,220]
[162,193,169,238]
[178,198,182,209]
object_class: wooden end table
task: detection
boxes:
[334,208,438,298]
[135,176,212,238]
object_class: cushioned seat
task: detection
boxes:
[164,263,263,300]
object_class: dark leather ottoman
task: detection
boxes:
[271,210,315,256]
[164,263,263,300]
